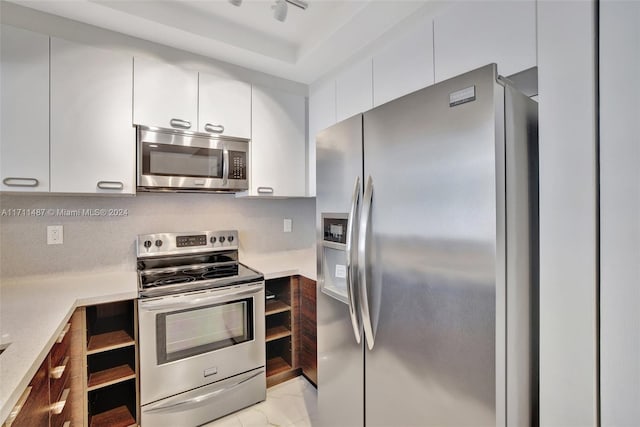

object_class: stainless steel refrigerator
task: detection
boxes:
[315,64,538,427]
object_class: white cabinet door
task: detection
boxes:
[373,20,434,107]
[50,38,135,194]
[249,86,306,197]
[198,72,251,139]
[133,56,197,130]
[308,80,336,197]
[336,58,373,122]
[0,25,50,192]
[433,0,536,82]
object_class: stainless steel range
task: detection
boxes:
[136,230,266,427]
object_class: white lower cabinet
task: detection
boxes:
[0,25,50,192]
[50,37,135,194]
[246,86,306,197]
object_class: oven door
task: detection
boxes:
[138,282,265,405]
[137,126,248,191]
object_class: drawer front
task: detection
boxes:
[49,356,71,405]
[10,358,50,427]
[49,387,72,427]
[50,322,71,368]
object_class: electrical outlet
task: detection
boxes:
[283,218,292,233]
[47,225,63,245]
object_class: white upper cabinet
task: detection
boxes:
[308,80,336,197]
[336,58,373,122]
[248,86,306,197]
[0,25,50,192]
[50,37,135,194]
[133,56,198,130]
[198,72,251,139]
[373,20,435,107]
[433,0,536,82]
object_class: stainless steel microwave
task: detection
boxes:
[137,126,248,193]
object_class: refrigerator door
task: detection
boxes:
[316,115,364,427]
[362,64,504,426]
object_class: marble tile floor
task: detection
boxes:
[204,376,318,427]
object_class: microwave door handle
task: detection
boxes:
[222,149,229,186]
[359,175,375,350]
[345,176,362,344]
[143,369,264,414]
[140,284,263,311]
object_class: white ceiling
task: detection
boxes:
[8,0,434,83]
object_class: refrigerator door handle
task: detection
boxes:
[359,175,375,350]
[345,176,362,344]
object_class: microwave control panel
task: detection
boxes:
[229,151,246,180]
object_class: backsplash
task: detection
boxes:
[0,193,316,278]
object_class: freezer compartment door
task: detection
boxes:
[316,114,363,305]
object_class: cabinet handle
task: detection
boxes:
[62,422,71,427]
[50,388,70,415]
[57,323,71,343]
[257,187,274,194]
[170,118,192,129]
[50,356,70,380]
[97,181,124,190]
[5,386,32,426]
[205,123,224,134]
[2,177,39,187]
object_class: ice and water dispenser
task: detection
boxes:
[320,213,350,303]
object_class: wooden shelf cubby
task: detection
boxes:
[84,300,138,426]
[265,277,300,388]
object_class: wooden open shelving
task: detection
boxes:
[265,277,301,387]
[87,364,136,391]
[266,325,292,342]
[89,405,136,427]
[87,330,135,354]
[266,356,292,377]
[85,300,138,426]
[265,299,291,316]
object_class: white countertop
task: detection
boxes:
[0,270,138,424]
[241,247,317,282]
[0,247,316,423]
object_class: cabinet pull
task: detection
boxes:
[170,118,192,129]
[2,177,39,187]
[62,422,71,427]
[257,187,274,194]
[50,388,70,415]
[57,323,71,343]
[97,181,124,190]
[204,123,224,134]
[5,386,32,426]
[50,356,70,380]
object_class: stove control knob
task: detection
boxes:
[210,236,217,244]
[143,240,152,249]
[219,236,226,243]
[228,235,235,243]
[155,240,163,247]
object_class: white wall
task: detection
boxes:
[599,1,640,425]
[538,1,598,425]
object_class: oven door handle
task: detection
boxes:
[143,369,264,414]
[139,284,263,311]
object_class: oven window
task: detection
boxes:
[156,297,254,364]
[142,142,223,179]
